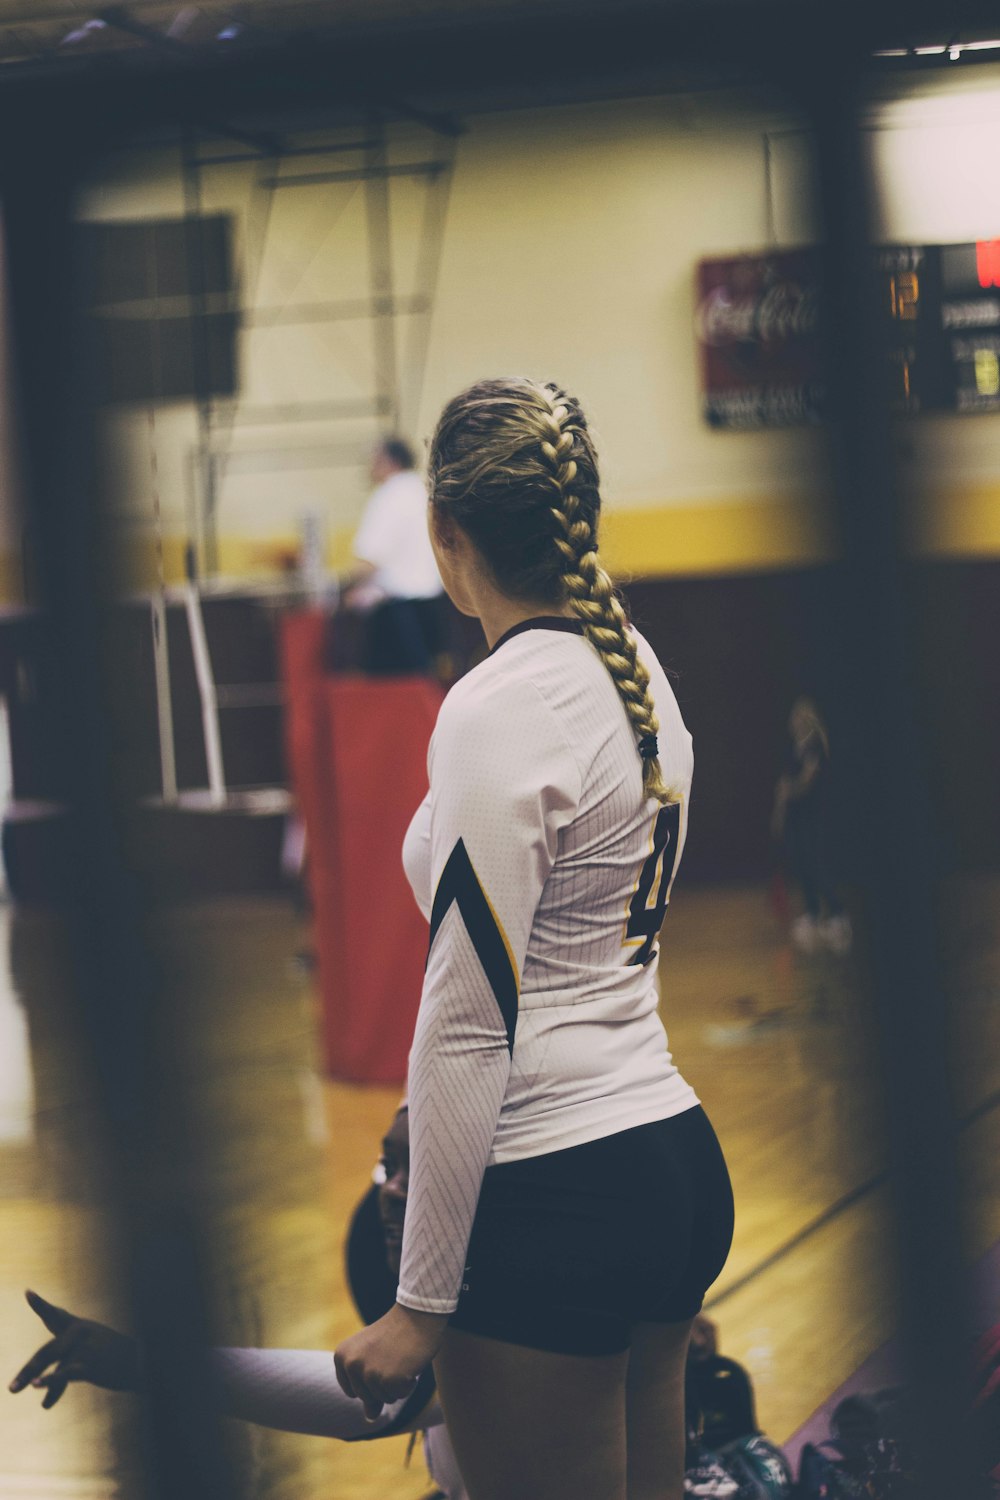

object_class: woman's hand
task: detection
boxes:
[334,1302,447,1422]
[9,1291,142,1408]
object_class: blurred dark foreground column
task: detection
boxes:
[797,43,986,1500]
[0,105,241,1500]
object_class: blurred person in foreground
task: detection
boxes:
[341,435,444,674]
[11,1118,752,1500]
[771,696,851,955]
[9,1103,463,1498]
[13,1107,744,1498]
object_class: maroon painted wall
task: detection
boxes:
[2,560,996,887]
[622,562,1000,881]
[623,571,833,882]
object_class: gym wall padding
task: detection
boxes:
[280,611,442,1084]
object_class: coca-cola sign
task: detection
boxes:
[697,281,821,347]
[697,241,1000,425]
[696,250,825,429]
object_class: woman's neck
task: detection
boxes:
[474,592,575,650]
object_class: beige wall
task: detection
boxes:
[76,93,833,592]
[866,73,1000,556]
[4,70,1000,601]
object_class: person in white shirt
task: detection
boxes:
[344,436,444,674]
[334,378,734,1500]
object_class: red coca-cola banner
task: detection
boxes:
[696,249,824,428]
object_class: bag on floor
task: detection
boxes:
[831,1390,914,1499]
[686,1436,792,1500]
[718,1434,793,1498]
[830,1390,906,1464]
[795,1440,866,1499]
[684,1448,742,1497]
[796,1438,913,1499]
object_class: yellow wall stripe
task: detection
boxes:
[600,496,839,577]
[910,480,1000,559]
[3,489,1000,606]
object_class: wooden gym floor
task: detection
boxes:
[1,878,998,1498]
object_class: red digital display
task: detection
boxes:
[976,240,1000,289]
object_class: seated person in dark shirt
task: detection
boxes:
[685,1313,758,1451]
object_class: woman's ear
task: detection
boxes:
[429,505,460,553]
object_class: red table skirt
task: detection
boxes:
[280,611,442,1084]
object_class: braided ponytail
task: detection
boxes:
[535,391,671,805]
[428,376,674,805]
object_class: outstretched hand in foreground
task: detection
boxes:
[9,1290,141,1408]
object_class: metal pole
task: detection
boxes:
[400,151,455,437]
[181,133,219,578]
[364,116,401,430]
[151,595,178,803]
[147,408,178,805]
[183,579,227,807]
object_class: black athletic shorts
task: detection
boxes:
[448,1105,734,1357]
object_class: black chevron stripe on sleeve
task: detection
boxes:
[427,838,519,1055]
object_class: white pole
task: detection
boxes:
[147,408,177,804]
[151,595,177,803]
[183,581,226,808]
[0,694,12,898]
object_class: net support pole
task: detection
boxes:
[151,594,178,803]
[147,408,177,804]
[183,579,226,807]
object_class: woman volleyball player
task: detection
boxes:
[334,378,734,1500]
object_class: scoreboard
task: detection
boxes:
[880,243,1000,415]
[697,243,1000,428]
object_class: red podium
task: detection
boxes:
[280,612,442,1084]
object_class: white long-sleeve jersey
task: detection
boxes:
[397,617,698,1316]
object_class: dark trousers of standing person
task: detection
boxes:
[784,805,843,919]
[364,597,442,675]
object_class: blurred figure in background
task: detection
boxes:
[341,436,444,675]
[684,1314,793,1496]
[771,697,851,956]
[685,1314,757,1450]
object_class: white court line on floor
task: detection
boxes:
[0,1477,115,1497]
[298,1066,331,1145]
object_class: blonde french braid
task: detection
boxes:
[537,390,673,805]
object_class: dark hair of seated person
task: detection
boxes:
[345,1183,399,1326]
[686,1352,758,1449]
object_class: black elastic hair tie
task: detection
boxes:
[638,734,659,760]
